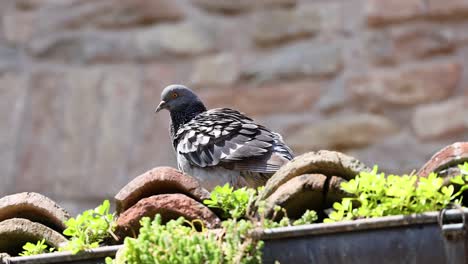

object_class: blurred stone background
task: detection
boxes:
[2,0,468,214]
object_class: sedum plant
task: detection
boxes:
[107,215,263,264]
[325,164,468,223]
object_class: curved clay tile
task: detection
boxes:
[115,167,210,215]
[418,142,468,178]
[0,218,67,256]
[263,174,326,219]
[0,192,70,233]
[257,150,370,203]
[261,174,351,219]
[114,193,221,240]
[325,176,350,207]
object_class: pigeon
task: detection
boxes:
[155,84,294,190]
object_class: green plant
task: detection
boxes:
[222,219,263,264]
[107,215,263,264]
[450,163,468,197]
[19,239,53,256]
[204,183,257,219]
[107,206,317,264]
[60,200,116,254]
[293,210,318,226]
[325,166,468,223]
[259,204,317,228]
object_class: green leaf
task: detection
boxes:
[459,163,468,175]
[203,183,257,219]
[60,200,116,254]
[451,175,465,185]
[120,215,262,264]
[20,239,52,256]
[326,163,468,222]
[293,210,318,226]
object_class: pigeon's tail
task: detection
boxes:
[235,134,294,188]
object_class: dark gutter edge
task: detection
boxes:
[259,208,468,240]
[6,245,123,264]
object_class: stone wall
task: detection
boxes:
[1,0,468,214]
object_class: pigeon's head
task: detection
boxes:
[155,84,204,113]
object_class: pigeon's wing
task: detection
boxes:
[174,108,293,173]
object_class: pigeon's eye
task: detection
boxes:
[171,92,179,99]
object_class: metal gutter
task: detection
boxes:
[4,209,468,264]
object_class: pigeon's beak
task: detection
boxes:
[155,100,167,113]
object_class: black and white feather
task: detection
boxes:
[156,84,294,190]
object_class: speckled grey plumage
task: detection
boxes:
[156,84,294,190]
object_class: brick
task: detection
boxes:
[412,97,468,140]
[200,80,322,117]
[366,25,455,65]
[14,0,74,10]
[140,22,217,57]
[73,0,184,28]
[15,70,65,195]
[82,32,139,63]
[286,113,399,153]
[366,0,425,26]
[192,0,296,13]
[252,4,321,46]
[27,22,216,62]
[242,41,342,83]
[426,0,468,18]
[27,31,139,63]
[10,0,184,41]
[26,32,83,61]
[190,53,239,87]
[366,0,468,26]
[0,72,27,195]
[346,62,461,106]
[43,0,183,29]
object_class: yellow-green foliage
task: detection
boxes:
[325,164,468,223]
[60,200,116,254]
[109,215,263,264]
